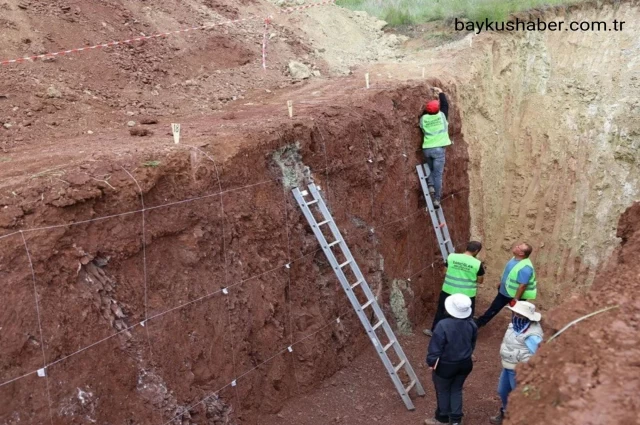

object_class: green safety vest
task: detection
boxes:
[421,112,452,149]
[505,258,537,300]
[442,253,481,297]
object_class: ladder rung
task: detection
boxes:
[306,199,319,206]
[438,222,446,228]
[328,240,341,248]
[351,279,363,289]
[383,340,395,352]
[372,320,385,331]
[405,379,416,393]
[441,239,450,245]
[317,219,331,226]
[394,359,406,373]
[338,260,351,268]
[361,299,374,309]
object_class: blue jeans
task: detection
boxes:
[498,368,517,411]
[422,147,446,201]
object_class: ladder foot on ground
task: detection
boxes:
[293,183,425,411]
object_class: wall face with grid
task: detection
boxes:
[0,85,471,425]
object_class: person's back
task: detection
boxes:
[420,88,452,209]
[425,294,477,425]
[428,317,477,367]
[442,252,482,298]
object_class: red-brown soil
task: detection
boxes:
[506,200,640,425]
[0,75,472,424]
[0,0,317,153]
[3,1,638,424]
[259,313,511,425]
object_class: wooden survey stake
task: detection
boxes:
[287,100,293,118]
[171,123,181,144]
[365,73,370,89]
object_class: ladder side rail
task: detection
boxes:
[437,207,455,256]
[378,319,427,397]
[307,184,424,406]
[298,185,421,410]
[308,185,380,305]
[416,165,450,260]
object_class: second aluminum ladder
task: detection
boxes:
[416,164,455,261]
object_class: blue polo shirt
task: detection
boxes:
[499,258,534,297]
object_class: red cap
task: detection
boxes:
[425,100,440,114]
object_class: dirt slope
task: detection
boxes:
[507,200,640,424]
[0,0,403,152]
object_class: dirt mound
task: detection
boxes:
[506,200,640,424]
[0,0,402,153]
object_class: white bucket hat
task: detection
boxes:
[507,301,542,322]
[444,293,473,319]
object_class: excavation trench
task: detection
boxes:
[1,1,639,423]
[0,83,470,424]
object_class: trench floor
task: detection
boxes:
[260,302,511,425]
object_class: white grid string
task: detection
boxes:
[20,231,54,425]
[0,184,469,391]
[0,121,469,423]
[161,308,351,425]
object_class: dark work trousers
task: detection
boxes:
[430,290,476,331]
[432,358,473,423]
[475,292,512,327]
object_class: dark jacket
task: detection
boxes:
[426,316,477,368]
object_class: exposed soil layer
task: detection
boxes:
[2,0,640,424]
[0,80,471,424]
[505,200,640,425]
[368,0,640,308]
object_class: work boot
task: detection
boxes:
[424,418,448,425]
[428,185,435,196]
[423,329,433,337]
[489,410,504,424]
[433,199,441,209]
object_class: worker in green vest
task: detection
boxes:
[424,241,485,337]
[475,242,537,328]
[420,87,452,209]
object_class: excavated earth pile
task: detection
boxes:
[0,81,471,424]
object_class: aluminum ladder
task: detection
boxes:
[292,183,425,410]
[416,164,455,261]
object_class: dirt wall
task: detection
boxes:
[506,200,640,424]
[458,1,640,306]
[0,84,470,424]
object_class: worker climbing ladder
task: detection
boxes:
[416,164,455,261]
[292,183,425,411]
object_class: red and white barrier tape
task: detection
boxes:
[0,0,335,66]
